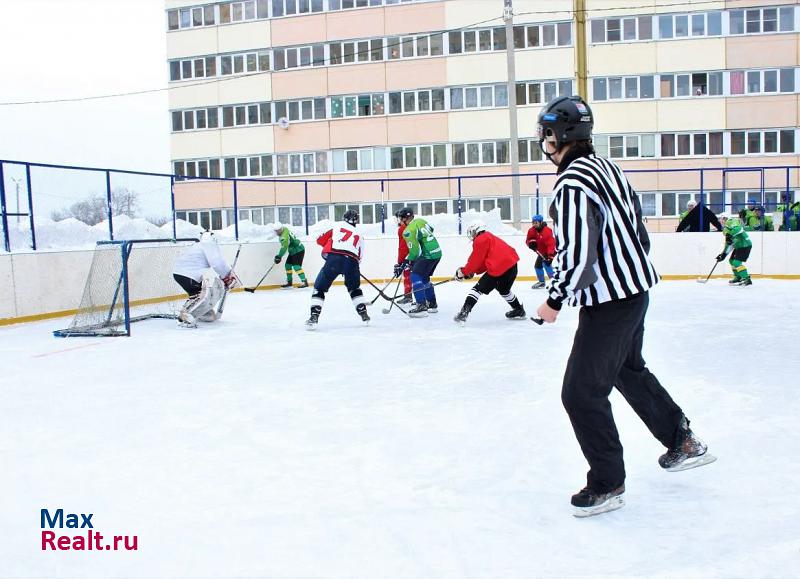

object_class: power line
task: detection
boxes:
[0,0,784,107]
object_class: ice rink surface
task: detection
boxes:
[2,279,799,578]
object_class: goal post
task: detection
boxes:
[54,238,199,337]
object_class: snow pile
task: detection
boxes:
[2,209,521,252]
[215,208,520,241]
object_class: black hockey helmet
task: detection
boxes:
[397,207,414,221]
[343,209,359,226]
[536,95,594,149]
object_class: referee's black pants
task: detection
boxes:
[561,291,684,493]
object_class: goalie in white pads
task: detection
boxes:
[172,233,238,327]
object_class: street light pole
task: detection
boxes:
[504,0,522,230]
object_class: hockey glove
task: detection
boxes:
[393,263,404,278]
[455,268,474,281]
[222,273,239,289]
[715,252,727,262]
[274,255,282,264]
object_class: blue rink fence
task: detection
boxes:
[0,158,798,252]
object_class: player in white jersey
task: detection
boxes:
[305,209,369,328]
[172,232,237,327]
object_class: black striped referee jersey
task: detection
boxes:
[546,153,660,309]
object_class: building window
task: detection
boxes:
[731,7,795,35]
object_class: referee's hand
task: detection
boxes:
[537,302,559,324]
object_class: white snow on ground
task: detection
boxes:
[1,279,799,578]
[3,209,517,251]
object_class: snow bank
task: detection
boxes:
[2,209,520,252]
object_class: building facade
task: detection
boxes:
[165,0,800,231]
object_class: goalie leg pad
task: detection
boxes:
[197,310,218,322]
[207,276,225,305]
[184,277,224,321]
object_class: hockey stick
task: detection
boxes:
[244,262,277,293]
[216,244,242,316]
[697,260,721,284]
[369,274,399,305]
[360,274,410,316]
[387,278,454,303]
[382,275,405,315]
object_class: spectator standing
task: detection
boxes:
[675,201,723,233]
[743,206,774,231]
[777,192,799,231]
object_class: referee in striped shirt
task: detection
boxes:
[535,96,715,517]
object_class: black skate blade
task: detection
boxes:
[573,495,625,518]
[530,317,544,325]
[664,453,717,472]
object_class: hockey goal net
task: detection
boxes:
[54,238,198,337]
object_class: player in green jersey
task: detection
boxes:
[274,224,308,288]
[716,214,753,286]
[397,207,442,317]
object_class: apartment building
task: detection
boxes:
[165,0,800,231]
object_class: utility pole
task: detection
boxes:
[10,177,21,224]
[504,0,521,230]
[574,0,588,99]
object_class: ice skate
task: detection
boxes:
[571,485,625,518]
[739,277,752,287]
[305,305,321,330]
[280,281,294,289]
[426,301,438,313]
[408,303,428,317]
[505,307,526,320]
[728,277,743,286]
[177,310,197,328]
[305,313,319,330]
[397,295,413,305]
[453,307,469,326]
[297,280,309,288]
[532,281,546,289]
[659,418,717,472]
[357,304,370,325]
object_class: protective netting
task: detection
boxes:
[54,240,195,336]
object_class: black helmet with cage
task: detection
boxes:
[343,209,359,226]
[397,207,414,221]
[537,95,594,162]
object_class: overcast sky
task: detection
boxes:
[0,0,169,174]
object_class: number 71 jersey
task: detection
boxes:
[317,221,364,262]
